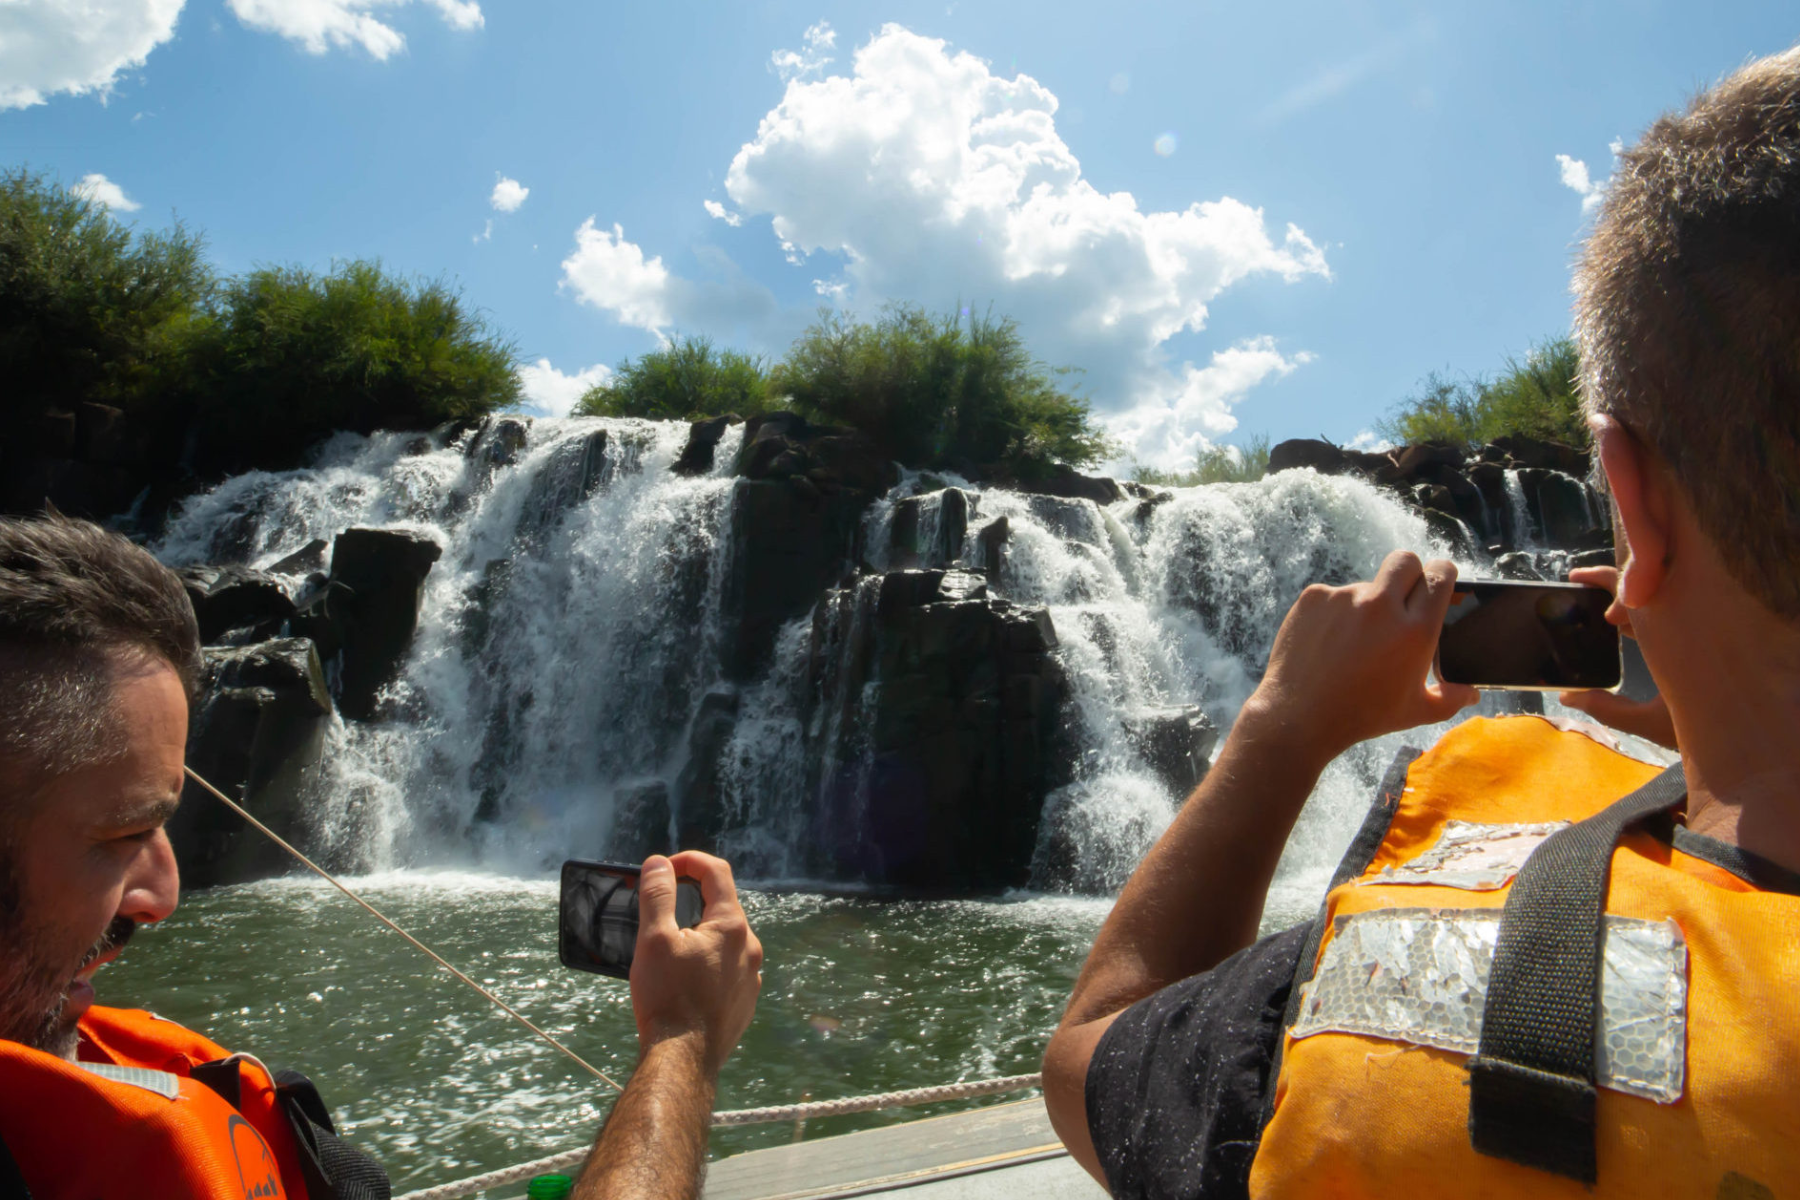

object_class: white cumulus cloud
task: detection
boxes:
[517,358,612,418]
[704,199,743,227]
[0,0,185,110]
[770,21,834,81]
[559,24,1327,464]
[71,173,141,213]
[491,174,528,212]
[1557,141,1622,215]
[226,0,483,60]
[1108,338,1312,470]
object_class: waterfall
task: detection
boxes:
[1502,469,1536,548]
[154,420,1490,905]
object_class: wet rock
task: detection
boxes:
[1123,705,1219,798]
[1568,547,1615,571]
[889,495,924,568]
[180,566,296,644]
[610,781,674,861]
[267,539,330,577]
[1478,435,1590,477]
[169,638,333,888]
[1268,438,1393,479]
[673,415,739,476]
[975,515,1010,573]
[1495,551,1543,581]
[674,689,741,851]
[722,478,868,680]
[1006,462,1123,505]
[468,415,531,466]
[737,412,899,496]
[1421,508,1478,558]
[1531,470,1603,546]
[293,527,443,719]
[806,571,1066,888]
[938,486,970,564]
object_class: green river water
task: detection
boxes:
[102,874,1190,1195]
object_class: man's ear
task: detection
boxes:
[1594,416,1672,611]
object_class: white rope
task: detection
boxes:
[393,1074,1044,1200]
[184,766,625,1093]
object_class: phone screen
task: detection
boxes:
[558,860,704,979]
[1437,581,1621,690]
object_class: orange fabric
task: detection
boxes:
[1252,715,1800,1199]
[0,1006,311,1199]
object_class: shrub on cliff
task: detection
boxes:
[577,335,773,419]
[1380,336,1586,450]
[0,168,213,421]
[1132,434,1272,487]
[194,261,519,470]
[772,305,1112,476]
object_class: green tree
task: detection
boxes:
[1132,433,1272,487]
[1378,336,1585,449]
[772,305,1112,474]
[0,167,213,420]
[196,260,519,469]
[577,335,772,419]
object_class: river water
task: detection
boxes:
[118,417,1548,1193]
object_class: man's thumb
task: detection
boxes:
[638,855,677,933]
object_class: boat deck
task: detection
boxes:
[703,1100,1105,1199]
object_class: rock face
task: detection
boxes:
[179,566,296,645]
[292,527,443,719]
[802,568,1066,888]
[1123,705,1219,798]
[673,415,739,475]
[169,638,334,888]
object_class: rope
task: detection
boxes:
[184,766,625,1093]
[393,1074,1043,1200]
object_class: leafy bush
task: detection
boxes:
[0,167,213,420]
[1132,433,1272,487]
[195,261,519,469]
[1379,337,1585,449]
[577,335,773,420]
[772,305,1112,475]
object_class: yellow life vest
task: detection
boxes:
[1251,715,1800,1199]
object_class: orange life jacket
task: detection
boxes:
[0,1006,313,1199]
[1251,715,1800,1197]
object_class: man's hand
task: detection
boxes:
[630,851,763,1073]
[1245,550,1479,766]
[575,852,763,1200]
[1557,565,1677,749]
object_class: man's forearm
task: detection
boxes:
[1064,702,1328,1026]
[575,1034,715,1200]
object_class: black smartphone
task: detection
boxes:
[558,860,705,980]
[1437,580,1621,691]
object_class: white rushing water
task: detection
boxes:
[155,417,1507,907]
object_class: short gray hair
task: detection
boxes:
[0,515,200,802]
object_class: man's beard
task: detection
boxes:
[0,858,136,1056]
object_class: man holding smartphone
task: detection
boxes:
[0,513,763,1200]
[1046,45,1800,1199]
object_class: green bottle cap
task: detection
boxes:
[527,1175,574,1200]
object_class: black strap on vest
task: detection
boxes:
[0,1130,30,1200]
[1467,762,1687,1182]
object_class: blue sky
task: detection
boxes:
[4,0,1794,468]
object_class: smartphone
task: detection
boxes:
[558,860,705,980]
[1436,580,1621,691]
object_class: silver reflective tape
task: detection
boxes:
[1367,820,1569,891]
[1292,909,1686,1103]
[80,1061,182,1100]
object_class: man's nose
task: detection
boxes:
[120,828,181,926]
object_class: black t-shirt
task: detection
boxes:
[1082,828,1799,1200]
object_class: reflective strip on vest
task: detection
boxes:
[1292,908,1686,1102]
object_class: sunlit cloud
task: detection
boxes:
[517,358,612,417]
[704,199,743,227]
[770,21,834,81]
[0,0,184,110]
[1556,141,1621,215]
[491,174,529,212]
[225,0,483,60]
[71,173,141,213]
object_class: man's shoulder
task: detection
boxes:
[79,1006,230,1068]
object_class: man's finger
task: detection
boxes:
[668,849,744,916]
[1408,558,1460,619]
[1373,550,1425,603]
[638,854,679,935]
[1422,678,1480,722]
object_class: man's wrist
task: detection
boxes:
[1228,691,1342,780]
[640,1024,719,1076]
